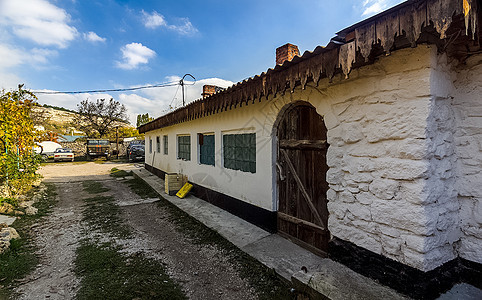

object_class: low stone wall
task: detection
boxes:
[0,183,45,254]
[59,142,128,158]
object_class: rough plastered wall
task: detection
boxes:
[452,53,482,265]
[304,45,457,272]
[423,52,460,269]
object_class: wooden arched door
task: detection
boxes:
[277,103,330,254]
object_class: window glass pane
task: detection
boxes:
[177,135,190,160]
[222,133,255,173]
[200,134,214,166]
[163,135,168,155]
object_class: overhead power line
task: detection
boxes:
[32,79,195,95]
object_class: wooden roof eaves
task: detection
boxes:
[138,0,480,134]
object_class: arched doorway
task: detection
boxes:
[276,102,330,254]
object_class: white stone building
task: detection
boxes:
[140,0,481,297]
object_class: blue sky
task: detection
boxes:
[0,0,405,124]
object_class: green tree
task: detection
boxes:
[0,85,41,197]
[73,98,128,138]
[136,113,154,127]
[105,126,143,139]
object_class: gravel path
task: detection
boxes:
[16,181,84,299]
[14,162,257,299]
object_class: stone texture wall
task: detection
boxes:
[452,54,482,264]
[324,48,481,271]
[59,142,128,157]
[422,52,459,269]
[318,46,455,272]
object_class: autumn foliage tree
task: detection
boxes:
[0,86,41,197]
[73,98,128,138]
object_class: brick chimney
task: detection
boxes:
[276,43,300,65]
[202,85,224,99]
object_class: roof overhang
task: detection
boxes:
[139,0,480,133]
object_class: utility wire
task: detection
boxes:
[169,84,181,108]
[32,80,195,95]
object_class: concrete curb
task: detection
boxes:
[129,166,409,300]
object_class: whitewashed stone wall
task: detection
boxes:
[323,48,480,271]
[422,53,459,269]
[453,54,482,264]
[311,46,457,272]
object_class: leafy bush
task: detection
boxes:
[0,197,18,207]
[0,86,41,197]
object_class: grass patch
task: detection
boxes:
[74,241,186,300]
[81,196,130,239]
[0,183,57,297]
[82,180,109,194]
[155,199,297,300]
[0,238,37,289]
[109,168,130,178]
[111,168,158,199]
[123,175,295,298]
[108,158,128,163]
[125,177,158,199]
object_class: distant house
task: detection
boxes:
[139,0,481,298]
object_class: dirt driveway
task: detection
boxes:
[12,162,291,300]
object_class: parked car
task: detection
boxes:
[53,148,74,162]
[86,139,110,160]
[127,144,145,162]
[126,140,144,151]
[34,141,62,160]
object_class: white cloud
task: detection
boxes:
[142,11,167,28]
[361,0,404,17]
[0,44,58,90]
[0,0,78,48]
[0,44,57,67]
[0,45,24,69]
[83,31,106,43]
[168,19,198,36]
[142,11,198,36]
[116,42,156,70]
[30,48,58,64]
[0,73,23,90]
[119,93,160,124]
[134,77,234,119]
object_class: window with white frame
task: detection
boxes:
[177,135,191,161]
[163,135,168,155]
